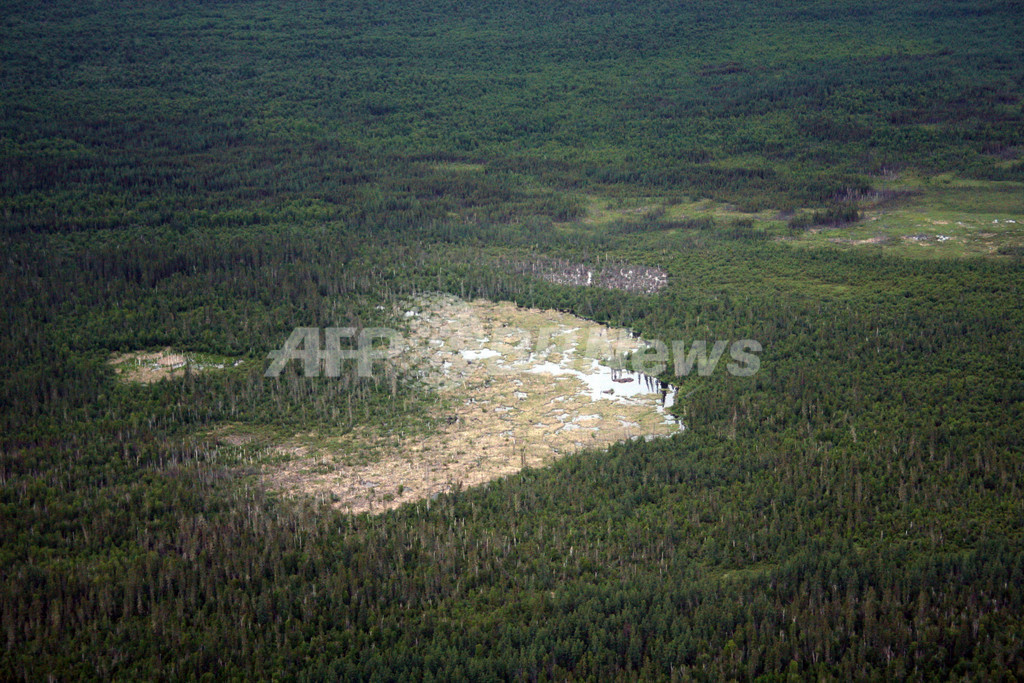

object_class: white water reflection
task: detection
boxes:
[526,360,678,416]
[461,348,501,361]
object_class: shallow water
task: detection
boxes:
[525,361,678,413]
[460,348,501,361]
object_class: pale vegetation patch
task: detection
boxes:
[256,294,682,514]
[109,349,242,383]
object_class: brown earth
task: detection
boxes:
[254,294,682,514]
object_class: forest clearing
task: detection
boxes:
[254,294,682,513]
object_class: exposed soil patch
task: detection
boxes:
[902,234,956,245]
[828,235,891,246]
[256,294,682,514]
[110,349,240,383]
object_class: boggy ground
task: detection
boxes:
[260,293,683,514]
[110,349,242,383]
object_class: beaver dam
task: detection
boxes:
[261,294,683,514]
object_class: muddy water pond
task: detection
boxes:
[263,293,683,514]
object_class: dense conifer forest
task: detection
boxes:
[2,0,1023,679]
